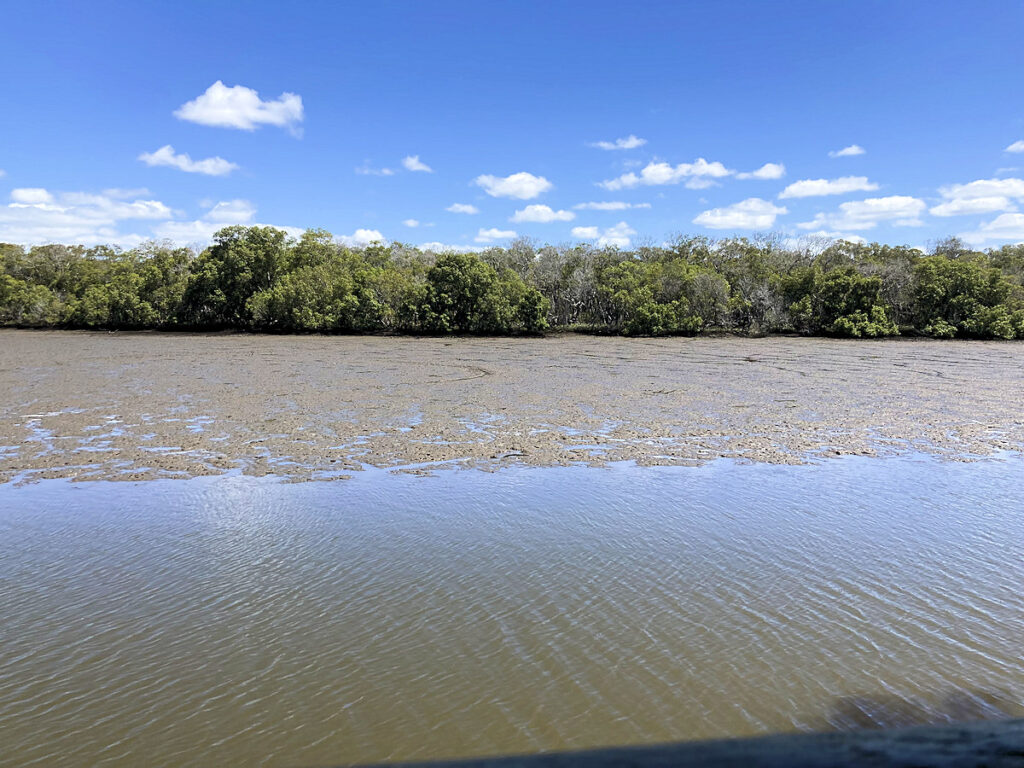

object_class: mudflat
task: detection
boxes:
[1,329,1022,483]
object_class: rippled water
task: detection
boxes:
[1,456,1023,767]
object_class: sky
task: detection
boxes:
[2,0,1024,252]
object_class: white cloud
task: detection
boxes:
[936,178,1024,200]
[138,145,239,176]
[0,169,5,178]
[960,213,1024,245]
[693,198,787,229]
[355,163,395,176]
[338,228,385,247]
[0,188,309,248]
[572,221,636,247]
[204,199,257,224]
[474,227,517,243]
[402,219,420,228]
[573,201,652,211]
[736,162,786,180]
[475,172,552,199]
[510,204,575,223]
[153,199,256,242]
[929,177,1024,217]
[797,195,926,230]
[829,144,866,158]
[597,221,636,248]
[599,158,732,190]
[58,193,175,220]
[1005,140,1024,154]
[10,188,54,204]
[589,134,647,150]
[446,203,479,214]
[402,155,433,172]
[779,176,879,198]
[151,199,307,245]
[1,188,174,246]
[930,197,1016,217]
[174,81,304,135]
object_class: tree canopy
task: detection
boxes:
[2,228,1023,339]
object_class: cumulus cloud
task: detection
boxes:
[1005,141,1024,154]
[204,199,257,224]
[597,222,637,248]
[929,178,1024,217]
[573,201,652,211]
[138,145,239,176]
[10,188,54,204]
[446,203,479,214]
[779,176,879,199]
[475,172,552,199]
[151,199,307,245]
[338,228,385,247]
[960,213,1024,245]
[930,197,1016,217]
[0,188,310,248]
[589,134,647,150]
[797,196,926,230]
[1,188,174,246]
[402,155,433,172]
[736,163,786,180]
[153,199,257,242]
[936,178,1024,199]
[402,219,420,228]
[174,81,304,135]
[572,221,636,248]
[829,144,866,158]
[474,227,517,243]
[599,159,732,191]
[510,204,575,223]
[693,198,787,229]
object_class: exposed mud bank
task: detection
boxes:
[2,330,1022,483]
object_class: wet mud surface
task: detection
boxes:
[1,330,1022,483]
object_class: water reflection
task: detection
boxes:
[1,455,1023,767]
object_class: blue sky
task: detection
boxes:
[2,0,1024,251]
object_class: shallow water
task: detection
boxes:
[1,456,1023,767]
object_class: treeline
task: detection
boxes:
[2,226,1024,338]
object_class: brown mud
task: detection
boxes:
[2,329,1022,483]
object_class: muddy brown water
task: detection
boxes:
[1,459,1023,767]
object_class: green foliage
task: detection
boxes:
[594,257,715,335]
[913,255,1021,338]
[418,252,548,334]
[0,274,60,325]
[788,268,898,337]
[1,228,1022,339]
[181,226,289,327]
